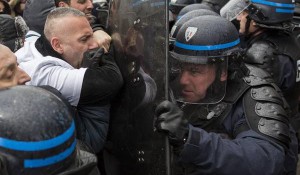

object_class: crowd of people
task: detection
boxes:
[1,0,300,174]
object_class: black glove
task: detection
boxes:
[154,100,189,147]
[81,48,105,68]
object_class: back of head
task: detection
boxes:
[249,0,294,25]
[23,0,56,34]
[177,3,213,19]
[169,0,202,15]
[0,14,28,52]
[201,0,229,13]
[0,86,76,175]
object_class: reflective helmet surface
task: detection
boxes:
[173,15,240,61]
[0,86,76,175]
[170,9,218,42]
[169,0,202,14]
[221,0,295,24]
[176,3,213,20]
[201,0,229,13]
[170,15,240,104]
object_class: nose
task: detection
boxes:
[236,13,243,21]
[17,67,31,85]
[179,71,190,85]
[89,38,99,50]
[87,0,93,10]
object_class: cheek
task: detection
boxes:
[197,73,216,90]
[74,4,86,12]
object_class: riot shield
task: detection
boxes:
[104,0,169,174]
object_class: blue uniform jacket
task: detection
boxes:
[178,100,298,175]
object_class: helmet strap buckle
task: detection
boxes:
[248,4,267,21]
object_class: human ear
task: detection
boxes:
[58,1,69,7]
[51,37,63,54]
[220,70,227,82]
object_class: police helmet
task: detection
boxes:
[0,86,76,175]
[171,9,218,41]
[170,15,240,104]
[169,0,202,15]
[176,3,213,20]
[221,0,295,25]
[201,0,229,13]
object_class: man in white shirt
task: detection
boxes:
[16,7,123,153]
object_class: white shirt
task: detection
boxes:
[16,40,87,106]
[25,30,41,43]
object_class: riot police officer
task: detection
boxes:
[0,86,100,175]
[221,0,300,131]
[155,15,298,174]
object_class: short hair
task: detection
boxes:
[54,0,70,7]
[44,7,86,39]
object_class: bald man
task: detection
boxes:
[0,44,30,88]
[16,7,123,153]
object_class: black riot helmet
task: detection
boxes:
[170,9,218,46]
[221,0,295,25]
[0,86,77,175]
[170,15,240,104]
[176,3,214,20]
[201,0,229,13]
[169,0,202,15]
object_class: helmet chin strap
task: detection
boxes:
[244,15,262,39]
[245,15,251,36]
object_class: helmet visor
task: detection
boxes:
[169,55,228,104]
[220,0,249,21]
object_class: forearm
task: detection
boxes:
[79,51,123,105]
[179,125,285,175]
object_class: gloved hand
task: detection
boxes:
[81,48,105,68]
[154,100,189,147]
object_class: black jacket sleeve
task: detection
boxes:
[79,45,123,106]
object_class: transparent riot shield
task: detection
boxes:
[105,0,169,174]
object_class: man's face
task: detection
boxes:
[236,10,257,34]
[179,63,217,103]
[69,0,93,16]
[57,16,98,68]
[0,2,5,13]
[0,45,30,88]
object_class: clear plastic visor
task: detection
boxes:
[169,56,228,105]
[220,0,250,21]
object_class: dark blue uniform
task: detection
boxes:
[245,30,300,119]
[176,64,298,175]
